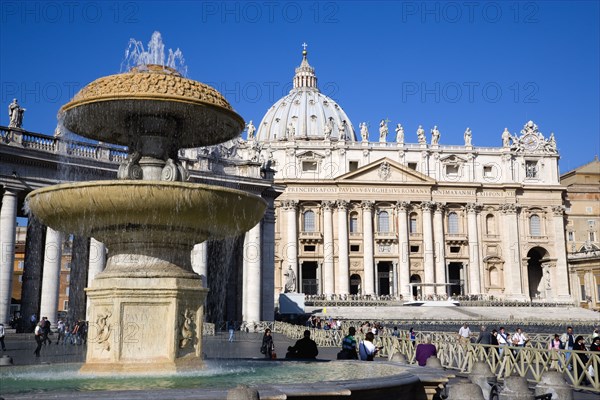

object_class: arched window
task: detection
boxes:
[303,210,315,232]
[489,266,500,287]
[486,214,495,235]
[378,211,390,232]
[448,212,459,234]
[409,213,418,234]
[349,212,359,233]
[529,214,541,236]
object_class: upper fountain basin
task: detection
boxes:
[59,65,245,148]
[26,180,267,246]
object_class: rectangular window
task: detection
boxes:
[409,218,417,234]
[567,232,574,241]
[590,232,597,242]
[586,207,593,214]
[445,165,459,177]
[18,275,23,283]
[580,285,586,301]
[350,245,360,252]
[407,162,417,170]
[302,161,317,172]
[349,161,359,172]
[450,246,461,253]
[349,217,358,233]
[483,165,493,178]
[525,161,538,178]
[63,300,69,311]
[410,245,420,253]
[17,261,24,269]
[66,274,70,283]
[304,245,316,252]
[588,220,596,226]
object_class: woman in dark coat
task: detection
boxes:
[261,328,275,359]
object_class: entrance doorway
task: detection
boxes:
[527,247,548,300]
[377,262,392,296]
[448,262,464,297]
[301,262,318,295]
[350,274,361,295]
[410,274,421,299]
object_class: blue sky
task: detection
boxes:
[1,1,599,173]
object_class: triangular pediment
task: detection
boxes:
[440,154,468,164]
[296,150,326,160]
[336,158,435,184]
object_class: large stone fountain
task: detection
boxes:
[25,63,267,373]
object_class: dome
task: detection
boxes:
[255,48,357,142]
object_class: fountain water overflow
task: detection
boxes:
[25,33,266,374]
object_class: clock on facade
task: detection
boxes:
[522,133,540,151]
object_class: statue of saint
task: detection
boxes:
[286,122,295,139]
[8,99,25,128]
[360,122,369,142]
[284,265,296,293]
[545,132,557,152]
[431,125,440,145]
[416,125,426,144]
[464,127,472,146]
[246,120,256,140]
[395,123,404,144]
[502,128,511,147]
[338,120,346,141]
[379,119,388,142]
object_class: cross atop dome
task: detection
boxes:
[294,42,317,90]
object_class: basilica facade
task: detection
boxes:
[240,49,572,304]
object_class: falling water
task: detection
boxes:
[121,31,188,76]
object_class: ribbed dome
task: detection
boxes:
[255,48,357,142]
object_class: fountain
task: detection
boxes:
[25,33,266,374]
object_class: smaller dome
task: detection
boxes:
[256,47,356,142]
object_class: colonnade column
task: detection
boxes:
[396,201,411,299]
[421,202,435,296]
[0,189,18,324]
[466,203,482,295]
[243,221,261,323]
[433,203,447,295]
[322,201,335,296]
[191,241,208,287]
[86,238,106,319]
[261,206,276,321]
[336,200,349,295]
[39,227,63,325]
[362,201,375,296]
[500,204,524,299]
[551,206,572,301]
[284,200,298,287]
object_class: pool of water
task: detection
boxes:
[0,360,406,395]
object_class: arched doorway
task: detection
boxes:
[350,274,361,295]
[527,247,549,300]
[410,274,421,299]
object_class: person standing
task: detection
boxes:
[34,322,43,357]
[560,326,576,366]
[458,323,471,345]
[0,322,6,351]
[56,319,66,345]
[261,328,275,359]
[286,330,318,359]
[408,327,416,347]
[42,317,52,345]
[415,335,437,366]
[228,321,235,343]
[359,332,379,361]
[477,325,492,345]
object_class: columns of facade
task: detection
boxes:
[243,221,262,323]
[261,205,276,321]
[466,203,482,295]
[396,201,411,299]
[392,261,398,296]
[362,201,375,296]
[0,189,18,324]
[500,204,525,299]
[191,241,208,287]
[86,238,106,319]
[421,202,435,296]
[39,227,63,325]
[433,203,447,295]
[20,216,46,325]
[322,201,335,296]
[284,200,298,286]
[551,206,572,300]
[336,200,349,295]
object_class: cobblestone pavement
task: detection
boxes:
[0,331,598,399]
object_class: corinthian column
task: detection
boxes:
[433,203,447,295]
[336,200,349,295]
[500,203,524,299]
[0,189,18,324]
[322,201,335,296]
[362,201,375,296]
[284,200,299,285]
[551,206,571,301]
[466,203,482,295]
[39,227,63,325]
[396,201,411,299]
[421,202,435,296]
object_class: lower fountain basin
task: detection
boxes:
[0,360,424,399]
[25,180,267,246]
